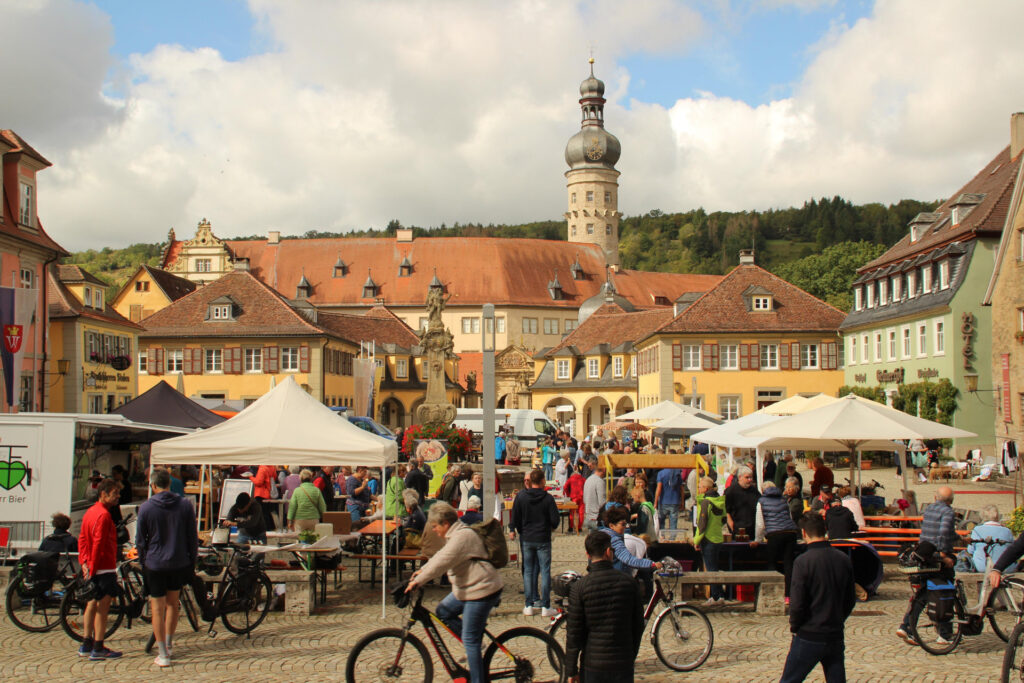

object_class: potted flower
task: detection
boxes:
[1015,331,1024,344]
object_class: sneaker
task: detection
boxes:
[154,655,171,668]
[89,647,123,660]
[703,597,718,606]
[78,642,94,657]
[541,607,557,617]
[522,606,536,616]
[935,635,953,645]
[895,627,917,645]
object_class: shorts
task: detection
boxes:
[91,572,122,600]
[145,567,191,598]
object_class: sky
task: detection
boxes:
[2,0,1022,251]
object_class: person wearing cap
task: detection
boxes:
[809,484,837,514]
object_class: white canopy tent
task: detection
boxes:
[152,377,399,614]
[616,400,723,422]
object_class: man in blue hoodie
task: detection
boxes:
[509,469,560,616]
[137,468,199,668]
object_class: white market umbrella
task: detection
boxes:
[742,393,972,493]
[617,400,723,422]
[796,393,840,413]
[651,411,721,436]
[757,395,809,416]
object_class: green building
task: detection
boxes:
[840,144,1022,459]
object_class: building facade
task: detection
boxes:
[48,266,141,412]
[635,255,846,419]
[841,139,1023,459]
[0,130,69,412]
[112,264,196,323]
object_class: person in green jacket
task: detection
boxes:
[384,464,408,519]
[694,476,727,605]
[287,469,326,532]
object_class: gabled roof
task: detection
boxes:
[139,270,325,338]
[650,264,845,336]
[141,265,196,302]
[47,270,142,330]
[0,130,51,167]
[0,131,68,257]
[57,264,108,287]
[546,305,676,356]
[317,306,421,348]
[860,145,1022,272]
[167,235,720,310]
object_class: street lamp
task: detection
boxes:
[482,304,496,517]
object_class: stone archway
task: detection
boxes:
[581,396,611,436]
[614,395,634,418]
[543,396,578,436]
[378,396,405,430]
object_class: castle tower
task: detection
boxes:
[564,59,622,266]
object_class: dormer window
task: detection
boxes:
[743,285,774,312]
[18,182,33,226]
[295,274,312,300]
[84,287,92,308]
[938,259,950,289]
[866,282,875,308]
[908,212,939,243]
[570,258,584,280]
[399,257,413,277]
[211,304,232,320]
[362,272,378,299]
[854,286,863,311]
[950,193,984,225]
[333,257,347,278]
[892,276,902,302]
[752,296,772,311]
[907,270,917,298]
[878,279,888,305]
[547,270,563,301]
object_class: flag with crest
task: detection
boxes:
[0,287,37,407]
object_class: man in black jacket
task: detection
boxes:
[404,457,429,503]
[780,513,856,683]
[509,469,560,616]
[725,466,760,539]
[565,531,644,683]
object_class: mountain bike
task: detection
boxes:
[5,550,77,632]
[346,585,565,682]
[901,539,1022,655]
[547,557,713,672]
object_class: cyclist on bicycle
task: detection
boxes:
[898,486,956,645]
[989,529,1024,589]
[406,502,503,683]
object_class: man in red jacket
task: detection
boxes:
[77,478,123,659]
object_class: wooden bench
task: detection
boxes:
[350,549,429,586]
[676,570,785,615]
[264,568,317,616]
[858,517,968,558]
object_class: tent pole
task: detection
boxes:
[899,448,909,496]
[381,466,387,619]
[856,449,862,502]
[755,446,764,490]
[197,465,205,533]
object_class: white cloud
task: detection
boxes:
[4,0,1024,251]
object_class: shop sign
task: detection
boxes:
[917,368,939,379]
[1003,354,1012,423]
[876,367,905,384]
[85,370,131,390]
[962,312,976,370]
[854,373,867,384]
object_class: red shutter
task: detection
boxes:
[227,347,239,374]
[702,343,713,370]
[792,342,801,369]
[265,345,279,373]
[739,343,749,370]
[671,343,681,371]
[300,345,310,373]
[711,344,719,370]
[749,344,760,370]
[780,342,790,370]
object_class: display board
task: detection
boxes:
[218,478,254,521]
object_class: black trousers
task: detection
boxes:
[766,530,799,597]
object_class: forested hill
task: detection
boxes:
[68,196,938,308]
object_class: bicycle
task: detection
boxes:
[143,542,273,653]
[59,550,150,642]
[345,584,565,682]
[547,557,713,672]
[5,550,78,632]
[899,539,1023,655]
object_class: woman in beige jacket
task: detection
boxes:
[407,502,503,683]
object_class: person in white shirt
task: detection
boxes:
[555,449,571,490]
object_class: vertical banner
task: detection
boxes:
[1003,354,1012,423]
[0,287,37,408]
[353,357,375,418]
[415,439,448,496]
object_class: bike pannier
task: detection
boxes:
[925,579,956,622]
[17,551,58,597]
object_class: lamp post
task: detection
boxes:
[482,304,496,516]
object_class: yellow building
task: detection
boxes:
[531,300,676,438]
[48,265,141,413]
[635,254,846,418]
[112,264,196,323]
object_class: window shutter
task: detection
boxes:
[230,347,241,374]
[702,343,713,370]
[671,343,681,371]
[265,345,279,373]
[827,342,837,370]
[711,344,719,370]
[780,343,790,370]
[300,345,310,373]
[155,348,165,375]
[749,344,760,370]
[739,343,749,370]
[183,348,193,375]
[147,347,159,375]
[235,347,243,374]
[791,342,801,369]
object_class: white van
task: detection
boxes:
[454,409,558,446]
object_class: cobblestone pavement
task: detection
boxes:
[1,466,1016,682]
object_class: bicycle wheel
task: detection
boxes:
[483,626,565,683]
[909,591,964,655]
[181,584,201,632]
[125,566,151,624]
[345,628,432,683]
[651,603,714,672]
[5,577,62,632]
[991,579,1024,642]
[219,572,272,635]
[1002,621,1024,683]
[546,614,566,671]
[59,580,125,643]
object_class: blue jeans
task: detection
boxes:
[236,530,266,545]
[701,541,724,600]
[522,541,552,609]
[659,503,680,530]
[436,590,502,683]
[779,635,846,683]
[346,502,363,522]
[543,462,554,481]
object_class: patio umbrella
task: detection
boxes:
[757,395,809,415]
[651,411,721,437]
[617,400,723,422]
[741,394,973,494]
[597,420,650,432]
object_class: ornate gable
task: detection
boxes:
[166,219,234,283]
[495,345,533,370]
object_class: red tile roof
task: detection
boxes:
[0,131,68,257]
[139,271,325,338]
[57,264,108,287]
[48,269,142,330]
[651,264,846,336]
[143,265,196,302]
[0,130,51,167]
[317,307,421,348]
[861,145,1022,271]
[168,236,721,310]
[547,305,676,356]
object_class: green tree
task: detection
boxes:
[772,241,889,310]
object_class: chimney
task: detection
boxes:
[396,228,414,243]
[268,230,280,245]
[232,259,250,271]
[1012,112,1024,159]
[738,249,755,265]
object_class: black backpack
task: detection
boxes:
[16,551,59,597]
